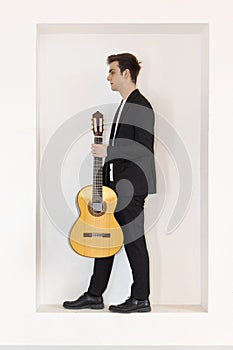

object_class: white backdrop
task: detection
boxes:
[38,26,203,306]
[0,0,233,346]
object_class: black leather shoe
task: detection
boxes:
[109,297,151,313]
[63,292,104,310]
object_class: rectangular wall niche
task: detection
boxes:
[36,23,209,313]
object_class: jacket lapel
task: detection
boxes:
[118,89,140,123]
[112,89,140,140]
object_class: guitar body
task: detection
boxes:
[69,185,124,258]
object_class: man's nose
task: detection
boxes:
[107,74,111,81]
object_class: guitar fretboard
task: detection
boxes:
[92,136,103,209]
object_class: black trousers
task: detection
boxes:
[87,195,150,300]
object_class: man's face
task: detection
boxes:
[107,61,125,92]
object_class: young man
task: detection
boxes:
[63,53,156,313]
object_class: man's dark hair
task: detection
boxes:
[107,53,141,84]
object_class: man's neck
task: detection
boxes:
[119,84,137,100]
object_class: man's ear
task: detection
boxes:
[123,68,131,79]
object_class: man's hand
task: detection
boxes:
[91,144,108,158]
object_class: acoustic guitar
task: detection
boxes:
[69,111,124,258]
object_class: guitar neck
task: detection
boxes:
[92,136,103,205]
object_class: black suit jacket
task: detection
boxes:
[103,89,157,196]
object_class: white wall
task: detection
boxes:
[0,0,233,346]
[38,26,202,306]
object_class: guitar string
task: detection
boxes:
[93,116,116,254]
[93,135,103,251]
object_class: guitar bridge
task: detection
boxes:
[83,233,111,238]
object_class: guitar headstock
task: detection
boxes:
[92,111,104,136]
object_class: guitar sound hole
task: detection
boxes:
[88,201,106,217]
